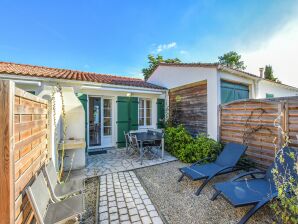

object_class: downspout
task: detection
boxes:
[254,79,261,99]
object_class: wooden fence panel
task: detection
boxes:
[220,97,298,167]
[0,80,49,224]
[169,80,207,136]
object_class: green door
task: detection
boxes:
[157,99,165,128]
[221,81,249,104]
[76,93,88,151]
[116,96,139,147]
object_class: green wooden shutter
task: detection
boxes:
[76,93,88,151]
[157,99,165,128]
[130,97,139,131]
[116,96,139,147]
[117,97,130,147]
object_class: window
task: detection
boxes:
[266,93,274,98]
[139,99,152,126]
[103,99,112,136]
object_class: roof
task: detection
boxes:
[157,62,298,90]
[0,61,166,90]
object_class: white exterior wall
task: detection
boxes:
[256,80,298,98]
[148,66,219,139]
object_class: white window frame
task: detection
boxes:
[138,98,152,127]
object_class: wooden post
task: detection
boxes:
[277,102,284,150]
[0,80,15,224]
[283,101,289,146]
[217,105,222,142]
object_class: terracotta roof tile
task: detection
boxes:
[0,61,166,90]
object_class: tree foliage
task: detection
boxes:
[142,54,181,80]
[218,51,246,70]
[264,65,281,83]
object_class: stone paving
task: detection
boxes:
[71,148,177,178]
[98,171,164,224]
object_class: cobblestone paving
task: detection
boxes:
[81,148,176,177]
[98,171,164,224]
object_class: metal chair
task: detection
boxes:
[26,172,84,224]
[147,132,164,159]
[43,160,85,202]
[124,131,132,154]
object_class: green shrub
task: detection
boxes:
[165,125,222,163]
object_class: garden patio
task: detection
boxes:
[0,80,297,224]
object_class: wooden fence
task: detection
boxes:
[0,80,49,224]
[219,96,298,167]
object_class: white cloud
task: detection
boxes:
[179,50,188,55]
[241,19,298,87]
[156,42,177,53]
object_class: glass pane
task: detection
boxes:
[104,109,111,117]
[146,117,151,126]
[146,100,151,109]
[104,99,111,108]
[89,97,101,146]
[103,99,112,136]
[139,108,144,118]
[104,118,111,126]
[139,99,144,108]
[139,117,144,126]
[104,127,112,136]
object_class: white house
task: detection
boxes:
[0,61,167,169]
[148,63,298,140]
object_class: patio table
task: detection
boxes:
[130,131,164,164]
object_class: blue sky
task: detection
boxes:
[1,0,298,80]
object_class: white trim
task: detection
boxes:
[81,85,164,95]
[15,80,41,86]
[138,98,152,128]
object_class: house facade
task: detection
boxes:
[148,63,298,140]
[0,62,166,163]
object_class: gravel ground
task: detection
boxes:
[135,161,274,224]
[81,177,99,224]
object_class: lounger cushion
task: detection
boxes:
[180,163,234,181]
[44,194,84,224]
[55,178,85,198]
[214,179,276,207]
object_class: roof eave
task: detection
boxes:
[0,73,167,92]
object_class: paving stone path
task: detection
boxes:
[98,171,164,224]
[85,148,177,177]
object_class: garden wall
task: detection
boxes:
[0,80,49,224]
[169,80,207,136]
[219,96,298,167]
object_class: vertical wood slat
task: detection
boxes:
[0,80,15,224]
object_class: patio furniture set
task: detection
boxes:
[124,129,165,165]
[178,143,298,224]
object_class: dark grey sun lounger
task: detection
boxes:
[26,172,85,224]
[211,147,298,224]
[178,142,247,196]
[43,160,85,202]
